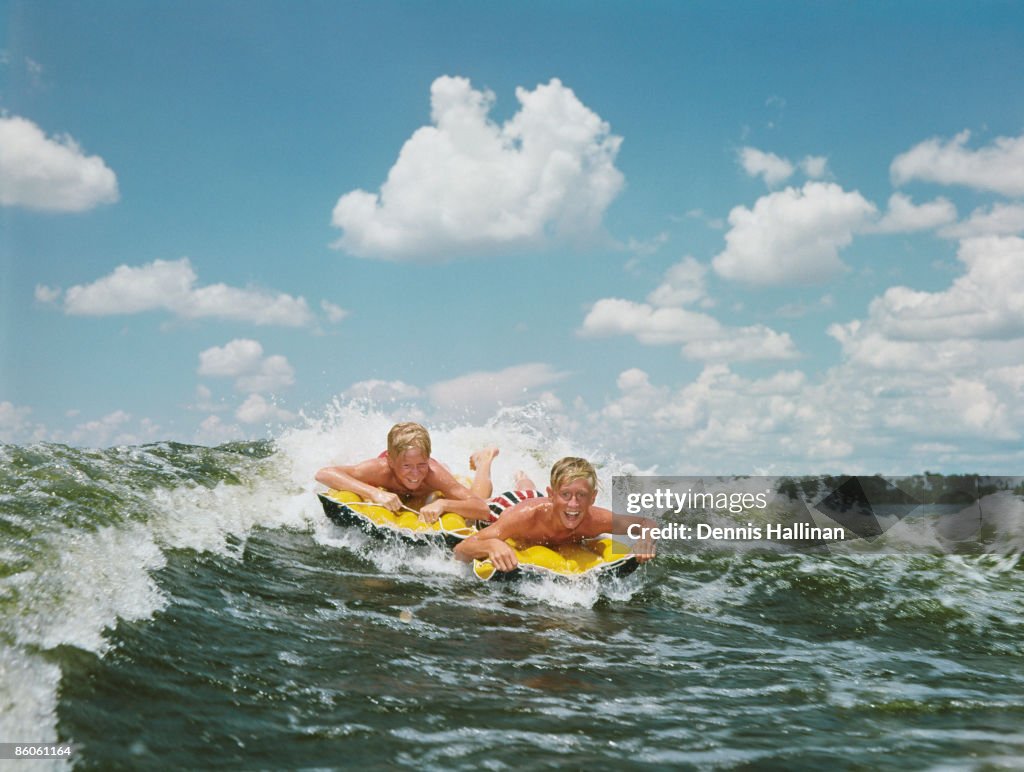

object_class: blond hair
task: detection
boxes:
[387,422,432,459]
[549,457,597,493]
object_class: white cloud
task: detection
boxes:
[331,76,624,261]
[53,258,314,327]
[428,363,569,416]
[0,115,118,211]
[872,193,957,234]
[939,203,1024,239]
[597,365,848,469]
[681,325,799,362]
[818,236,1024,449]
[197,339,295,394]
[0,401,43,443]
[198,339,265,377]
[580,298,722,345]
[192,384,226,413]
[588,235,1024,469]
[321,300,350,323]
[194,415,242,446]
[34,285,61,304]
[235,394,295,425]
[600,369,670,426]
[891,129,1024,196]
[647,256,710,308]
[712,182,877,285]
[838,236,1024,342]
[738,147,794,187]
[343,380,423,402]
[581,259,799,362]
[58,410,161,447]
[580,300,798,362]
[800,155,829,179]
[236,356,294,394]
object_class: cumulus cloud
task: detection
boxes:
[46,258,314,327]
[428,363,569,416]
[597,365,850,468]
[194,415,242,446]
[712,182,877,285]
[580,299,798,361]
[0,401,164,447]
[939,203,1024,240]
[739,147,794,187]
[819,236,1024,447]
[58,410,161,447]
[331,76,624,260]
[800,155,829,179]
[832,236,1024,344]
[872,193,957,234]
[681,325,800,362]
[581,257,799,362]
[589,235,1024,469]
[0,401,43,443]
[647,256,711,308]
[0,115,118,211]
[321,300,349,324]
[235,394,296,425]
[343,380,423,402]
[891,130,1024,196]
[198,339,295,394]
[580,298,722,345]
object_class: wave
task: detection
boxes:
[1,399,1023,761]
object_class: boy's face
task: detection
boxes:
[389,448,430,491]
[547,477,597,531]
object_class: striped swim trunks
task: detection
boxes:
[487,489,545,521]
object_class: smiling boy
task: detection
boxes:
[315,422,495,523]
[453,456,657,572]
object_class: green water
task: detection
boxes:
[2,437,1023,770]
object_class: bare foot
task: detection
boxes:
[513,470,537,490]
[469,447,500,471]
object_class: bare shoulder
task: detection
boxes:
[479,498,547,537]
[347,457,392,485]
[581,505,615,536]
[427,458,458,484]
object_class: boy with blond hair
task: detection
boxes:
[454,457,657,572]
[316,422,496,523]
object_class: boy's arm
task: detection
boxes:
[453,518,521,572]
[314,462,402,511]
[420,497,492,523]
[420,462,491,523]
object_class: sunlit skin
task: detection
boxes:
[454,476,657,572]
[315,448,495,523]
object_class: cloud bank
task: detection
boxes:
[40,258,315,327]
[891,130,1024,196]
[331,76,624,260]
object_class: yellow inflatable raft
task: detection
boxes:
[318,489,640,581]
[318,489,477,547]
[472,537,638,582]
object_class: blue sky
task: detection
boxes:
[3,1,1024,474]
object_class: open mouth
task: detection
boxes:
[563,510,582,525]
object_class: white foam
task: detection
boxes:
[5,523,167,654]
[0,645,63,749]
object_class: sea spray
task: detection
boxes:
[1,401,1023,768]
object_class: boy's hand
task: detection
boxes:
[371,490,402,512]
[419,501,444,524]
[633,522,657,562]
[485,541,519,572]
